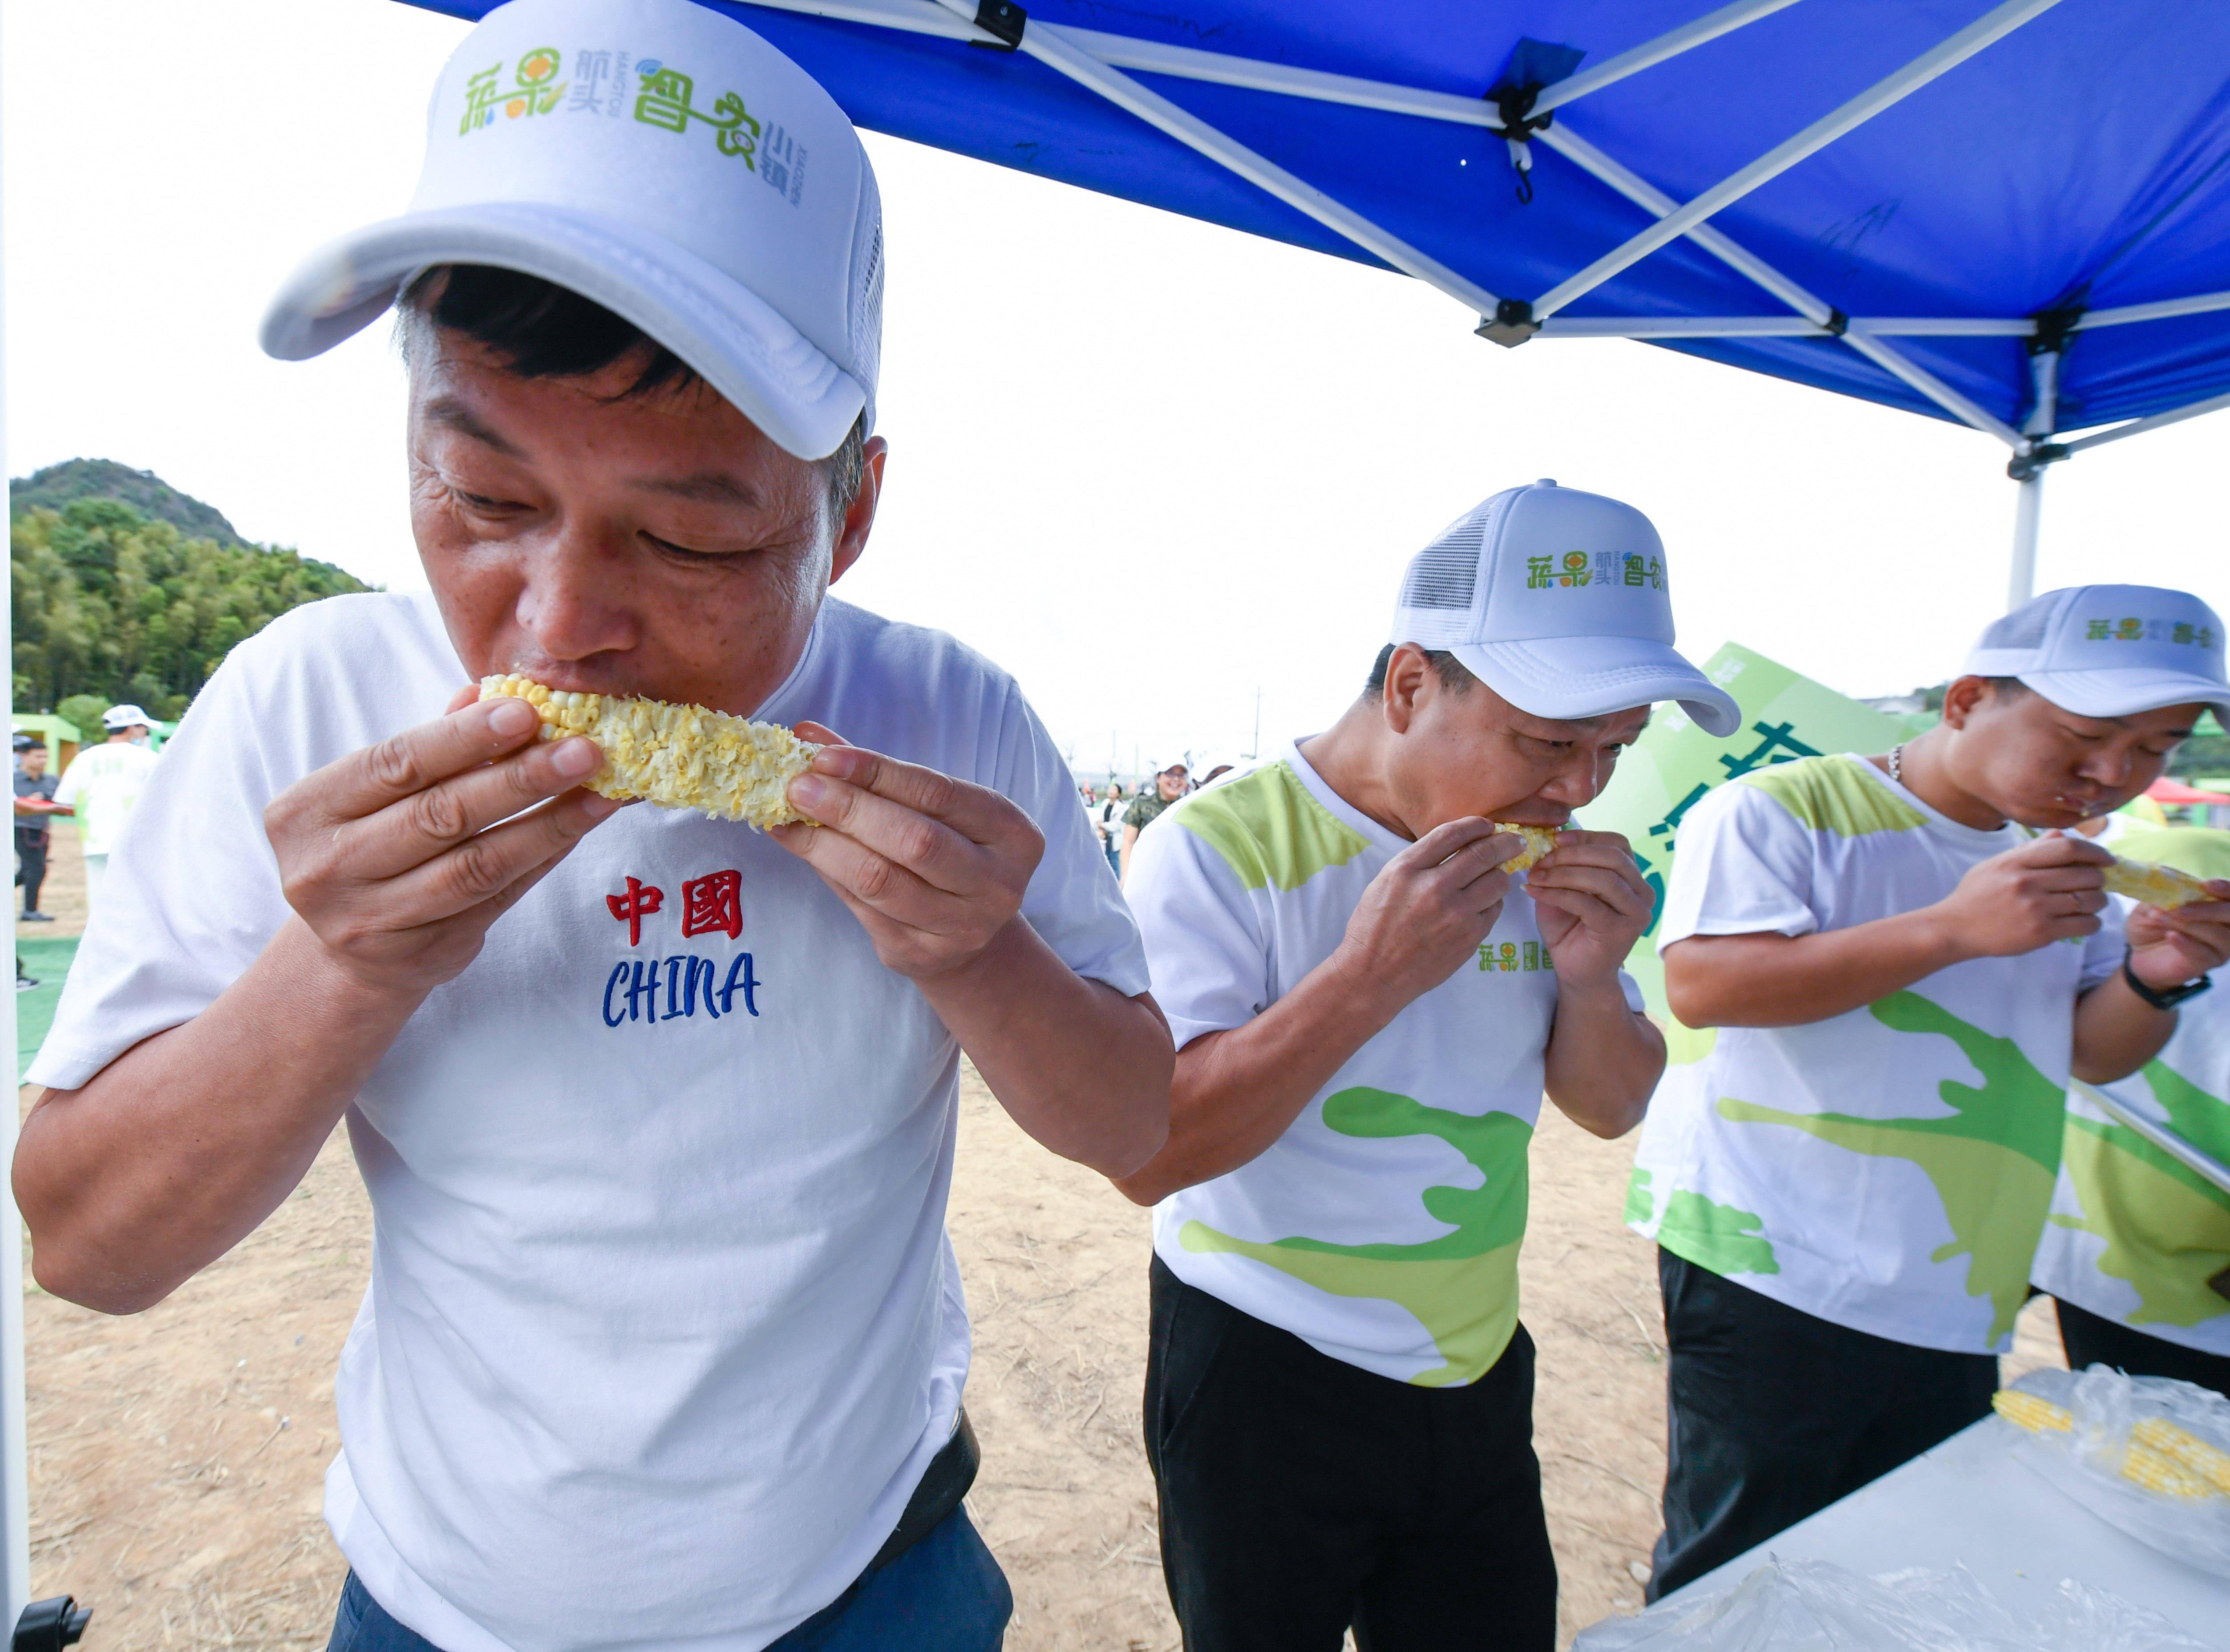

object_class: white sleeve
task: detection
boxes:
[992,684,1151,998]
[1123,811,1269,1051]
[1656,781,1820,951]
[49,757,85,814]
[27,655,292,1090]
[2081,899,2130,992]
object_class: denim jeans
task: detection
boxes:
[326,1508,1011,1651]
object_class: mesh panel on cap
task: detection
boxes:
[847,156,884,427]
[1976,599,2052,652]
[1398,503,1493,611]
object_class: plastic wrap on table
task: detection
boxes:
[2000,1365,2230,1576]
[1571,1556,2217,1651]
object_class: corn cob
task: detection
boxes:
[1992,1389,2073,1433]
[479,675,820,828]
[2120,1441,2222,1502]
[2102,855,2215,910]
[1494,823,1561,874]
[2132,1417,2230,1495]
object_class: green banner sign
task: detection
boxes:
[1577,642,1911,1019]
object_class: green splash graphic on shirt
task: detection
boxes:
[1179,1088,1530,1387]
[1658,1190,1780,1275]
[2053,1059,2230,1328]
[1624,1167,1655,1226]
[1715,990,2062,1341]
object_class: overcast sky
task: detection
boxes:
[8,0,2226,773]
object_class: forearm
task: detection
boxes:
[1665,910,1971,1028]
[918,917,1173,1178]
[1544,975,1664,1138]
[2071,972,2176,1084]
[13,919,423,1313]
[1115,947,1398,1205]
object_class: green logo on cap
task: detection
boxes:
[2082,617,2215,648]
[460,47,568,134]
[633,64,761,168]
[1524,550,1662,591]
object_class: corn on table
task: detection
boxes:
[1639,1413,2230,1644]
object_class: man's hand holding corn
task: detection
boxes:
[1523,829,1655,986]
[770,722,1044,981]
[267,688,622,1000]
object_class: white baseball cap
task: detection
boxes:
[101,704,153,731]
[1389,480,1739,737]
[260,0,882,460]
[1964,585,2230,722]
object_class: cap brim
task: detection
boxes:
[259,202,865,461]
[2017,667,2230,727]
[1449,635,1742,738]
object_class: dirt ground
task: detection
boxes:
[13,827,2067,1648]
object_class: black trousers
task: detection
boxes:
[1650,1249,1997,1600]
[14,837,42,911]
[1143,1255,1555,1652]
[2055,1296,2230,1399]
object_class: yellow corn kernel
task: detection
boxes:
[479,674,821,829]
[1493,823,1561,874]
[2131,1417,2230,1496]
[2119,1441,2221,1501]
[1991,1389,2073,1433]
[2101,855,2214,910]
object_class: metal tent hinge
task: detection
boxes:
[2007,441,2068,482]
[1476,297,1540,347]
[970,0,1026,50]
[1491,86,1554,204]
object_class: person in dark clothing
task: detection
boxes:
[15,735,65,920]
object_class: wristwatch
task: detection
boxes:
[2122,948,2214,1012]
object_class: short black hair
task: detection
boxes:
[397,264,868,518]
[1364,644,1473,696]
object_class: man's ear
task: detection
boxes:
[828,435,887,586]
[1381,644,1430,735]
[1939,675,1992,732]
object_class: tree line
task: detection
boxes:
[12,495,369,729]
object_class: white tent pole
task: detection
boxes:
[2007,472,2044,608]
[1531,0,1806,115]
[2079,288,2230,330]
[1529,0,2062,321]
[1531,123,2024,444]
[2005,345,2060,608]
[0,0,33,1624]
[1534,315,2035,338]
[921,0,1510,316]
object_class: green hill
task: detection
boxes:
[11,464,369,723]
[11,458,245,546]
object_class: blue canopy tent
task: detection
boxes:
[402,0,2230,606]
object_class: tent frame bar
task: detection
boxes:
[1526,0,2064,324]
[1530,0,1806,116]
[737,0,2230,607]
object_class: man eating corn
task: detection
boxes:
[11,4,1171,1649]
[1631,583,2230,1598]
[1116,482,1737,1651]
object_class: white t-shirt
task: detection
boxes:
[50,737,160,856]
[28,591,1148,1652]
[1626,753,2123,1354]
[2032,829,2230,1356]
[1128,741,1642,1388]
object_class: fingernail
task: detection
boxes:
[551,737,601,778]
[489,698,537,737]
[790,773,830,808]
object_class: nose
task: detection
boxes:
[2076,742,2135,791]
[1538,754,1606,809]
[513,522,642,663]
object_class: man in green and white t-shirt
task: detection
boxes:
[1630,583,2230,1598]
[50,703,161,908]
[2032,822,2230,1397]
[1121,481,1738,1651]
